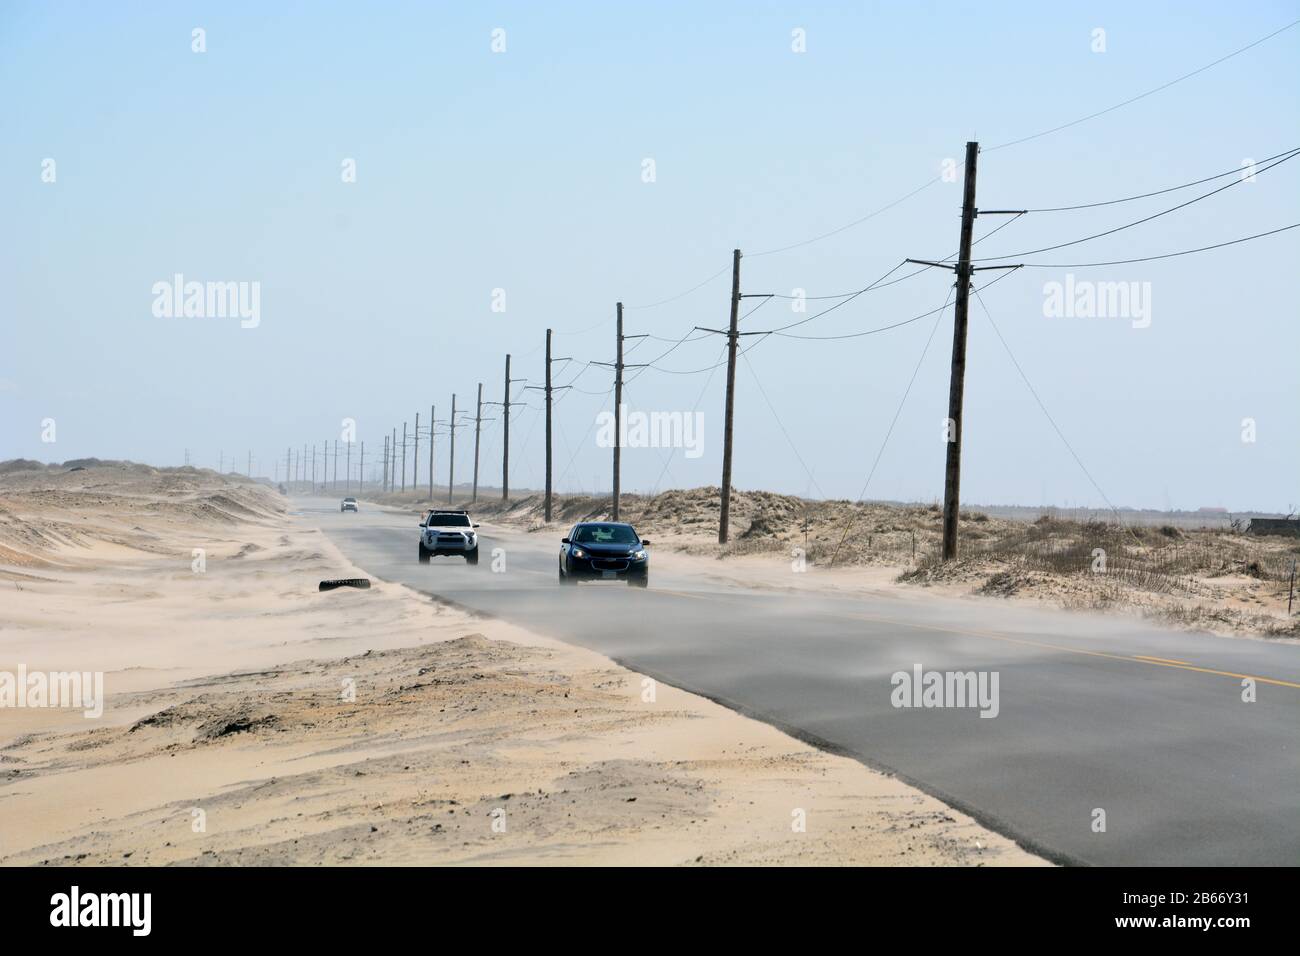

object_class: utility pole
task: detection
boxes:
[428,404,435,502]
[400,424,407,493]
[345,441,352,494]
[905,142,1021,560]
[391,427,397,492]
[333,440,338,491]
[448,394,457,504]
[718,250,741,543]
[692,250,752,544]
[594,305,648,521]
[941,142,980,561]
[613,307,624,520]
[526,329,572,521]
[247,450,252,478]
[472,383,483,503]
[382,434,389,493]
[484,355,525,500]
[413,412,420,498]
[358,441,364,493]
[502,355,510,500]
[286,446,291,489]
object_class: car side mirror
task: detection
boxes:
[473,523,480,529]
[561,537,571,544]
[640,538,650,545]
[417,524,425,529]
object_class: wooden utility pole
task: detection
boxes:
[502,355,510,500]
[941,142,980,561]
[614,305,624,519]
[484,356,524,500]
[526,330,572,521]
[382,434,388,492]
[390,427,397,492]
[447,394,457,503]
[593,305,647,522]
[904,142,1022,560]
[344,441,351,493]
[247,450,252,478]
[399,424,406,492]
[285,446,291,489]
[545,334,553,519]
[718,248,742,544]
[413,412,420,498]
[358,441,364,492]
[428,404,435,502]
[472,383,483,503]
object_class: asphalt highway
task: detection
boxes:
[301,497,1300,866]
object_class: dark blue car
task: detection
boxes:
[558,522,649,587]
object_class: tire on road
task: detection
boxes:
[465,547,479,566]
[418,542,431,564]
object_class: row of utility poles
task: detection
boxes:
[279,441,364,492]
[276,141,993,561]
[369,388,491,506]
[215,450,255,477]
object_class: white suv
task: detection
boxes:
[418,510,480,565]
[341,497,358,513]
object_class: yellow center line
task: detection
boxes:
[649,586,1300,690]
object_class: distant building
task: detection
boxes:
[1196,506,1228,514]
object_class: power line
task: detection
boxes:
[754,260,911,335]
[772,268,1020,341]
[740,349,829,501]
[749,177,943,257]
[1021,146,1300,212]
[971,148,1300,261]
[623,265,730,310]
[971,284,1145,552]
[985,17,1300,152]
[827,286,955,566]
[1014,222,1300,268]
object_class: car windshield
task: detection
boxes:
[573,524,638,544]
[343,498,356,502]
[428,513,470,527]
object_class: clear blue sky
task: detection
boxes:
[3,1,1298,512]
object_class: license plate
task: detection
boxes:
[601,571,616,580]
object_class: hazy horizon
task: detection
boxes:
[4,2,1298,514]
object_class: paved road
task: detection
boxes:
[301,497,1300,866]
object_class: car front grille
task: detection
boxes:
[592,558,629,571]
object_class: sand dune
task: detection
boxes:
[0,463,1042,866]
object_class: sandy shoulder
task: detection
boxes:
[0,469,1045,866]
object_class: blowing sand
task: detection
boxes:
[0,464,1043,866]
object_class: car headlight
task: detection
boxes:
[632,550,647,561]
[572,547,587,559]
